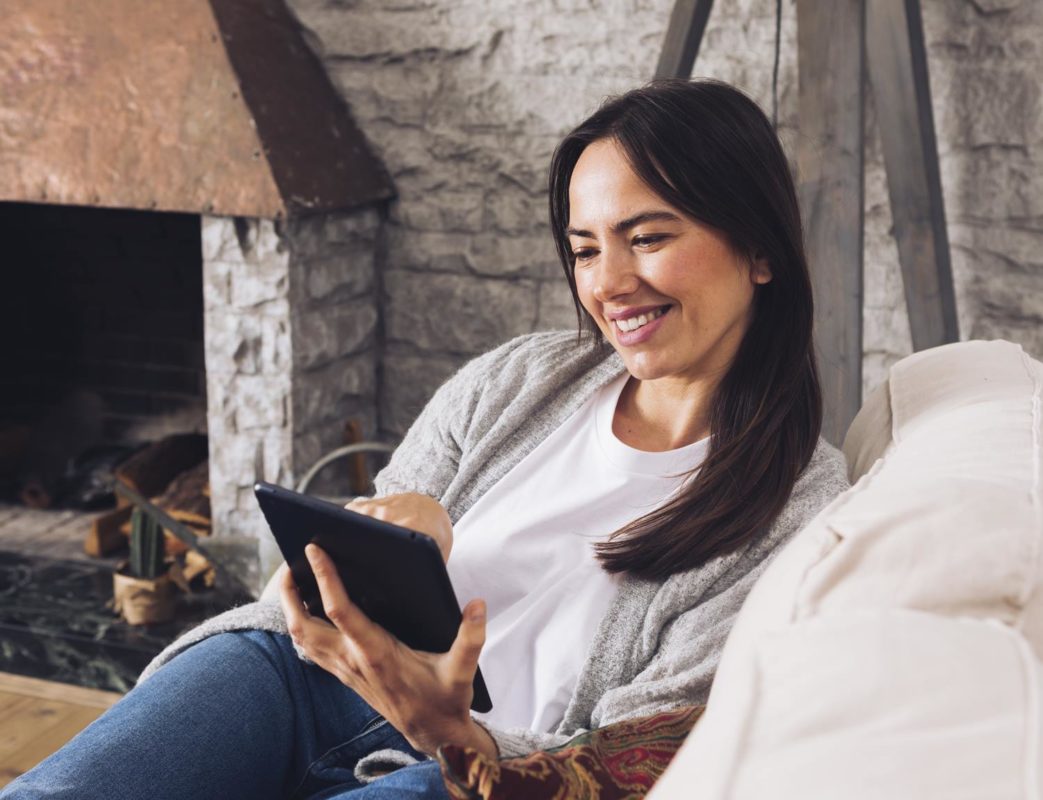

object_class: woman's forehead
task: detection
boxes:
[568,141,677,230]
[570,140,640,195]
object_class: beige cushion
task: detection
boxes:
[652,611,1043,799]
[841,378,892,484]
[649,340,1043,799]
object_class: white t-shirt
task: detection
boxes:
[447,372,710,732]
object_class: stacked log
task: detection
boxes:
[85,433,210,559]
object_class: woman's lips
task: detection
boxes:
[612,305,670,346]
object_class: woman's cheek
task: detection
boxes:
[574,272,599,319]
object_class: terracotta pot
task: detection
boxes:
[112,560,177,625]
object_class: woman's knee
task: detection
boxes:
[163,629,292,667]
[142,630,298,700]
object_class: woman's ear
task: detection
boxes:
[750,255,772,285]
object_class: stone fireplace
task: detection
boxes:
[200,210,386,592]
[0,0,394,596]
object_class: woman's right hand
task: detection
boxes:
[345,493,454,562]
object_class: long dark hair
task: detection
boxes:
[549,79,822,581]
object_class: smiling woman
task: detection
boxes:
[567,140,772,443]
[1,80,849,800]
[550,79,822,580]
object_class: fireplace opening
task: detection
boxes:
[0,201,208,563]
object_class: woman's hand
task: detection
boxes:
[279,543,497,759]
[345,493,453,563]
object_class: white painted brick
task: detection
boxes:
[229,261,290,309]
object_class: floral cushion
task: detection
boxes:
[438,705,703,800]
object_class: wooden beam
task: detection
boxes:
[655,0,715,79]
[797,0,866,447]
[867,0,959,350]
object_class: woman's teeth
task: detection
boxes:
[614,307,667,333]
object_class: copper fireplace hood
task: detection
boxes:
[0,0,393,218]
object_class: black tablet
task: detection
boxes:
[253,481,492,713]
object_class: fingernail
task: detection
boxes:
[305,544,318,560]
[469,601,486,623]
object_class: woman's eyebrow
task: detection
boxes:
[567,210,682,239]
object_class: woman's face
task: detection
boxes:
[567,138,771,387]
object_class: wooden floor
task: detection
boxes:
[0,504,125,789]
[0,672,123,789]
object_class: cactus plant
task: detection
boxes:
[129,507,166,579]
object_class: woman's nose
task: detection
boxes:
[592,248,640,302]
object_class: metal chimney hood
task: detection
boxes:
[0,0,394,218]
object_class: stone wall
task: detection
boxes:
[286,0,1042,434]
[286,0,671,436]
[202,209,382,590]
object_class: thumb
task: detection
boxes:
[446,599,486,685]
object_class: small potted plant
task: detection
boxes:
[112,507,176,625]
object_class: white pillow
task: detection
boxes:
[841,378,893,483]
[651,611,1043,799]
[649,339,1043,799]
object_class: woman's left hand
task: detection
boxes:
[279,543,498,758]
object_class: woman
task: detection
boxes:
[1,78,849,799]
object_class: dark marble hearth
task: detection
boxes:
[0,550,254,694]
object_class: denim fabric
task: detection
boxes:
[0,630,450,799]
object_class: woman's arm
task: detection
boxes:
[372,339,525,504]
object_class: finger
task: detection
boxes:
[444,599,486,688]
[279,564,314,641]
[305,544,386,652]
[345,498,390,524]
[279,562,307,610]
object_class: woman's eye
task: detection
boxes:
[633,235,667,248]
[572,249,597,262]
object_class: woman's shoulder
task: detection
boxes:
[747,435,850,560]
[705,437,850,575]
[647,438,852,605]
[450,329,622,396]
[793,436,851,505]
[472,329,613,367]
[409,329,622,447]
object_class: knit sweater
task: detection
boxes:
[137,330,850,758]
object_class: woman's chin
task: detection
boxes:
[619,355,673,383]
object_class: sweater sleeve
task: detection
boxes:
[372,335,537,506]
[479,723,578,759]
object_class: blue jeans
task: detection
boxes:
[0,630,450,799]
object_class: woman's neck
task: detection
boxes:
[611,375,715,452]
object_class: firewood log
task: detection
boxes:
[151,461,210,529]
[85,505,133,557]
[113,433,207,506]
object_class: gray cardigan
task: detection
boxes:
[137,330,850,758]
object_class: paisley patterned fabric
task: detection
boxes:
[438,705,704,800]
